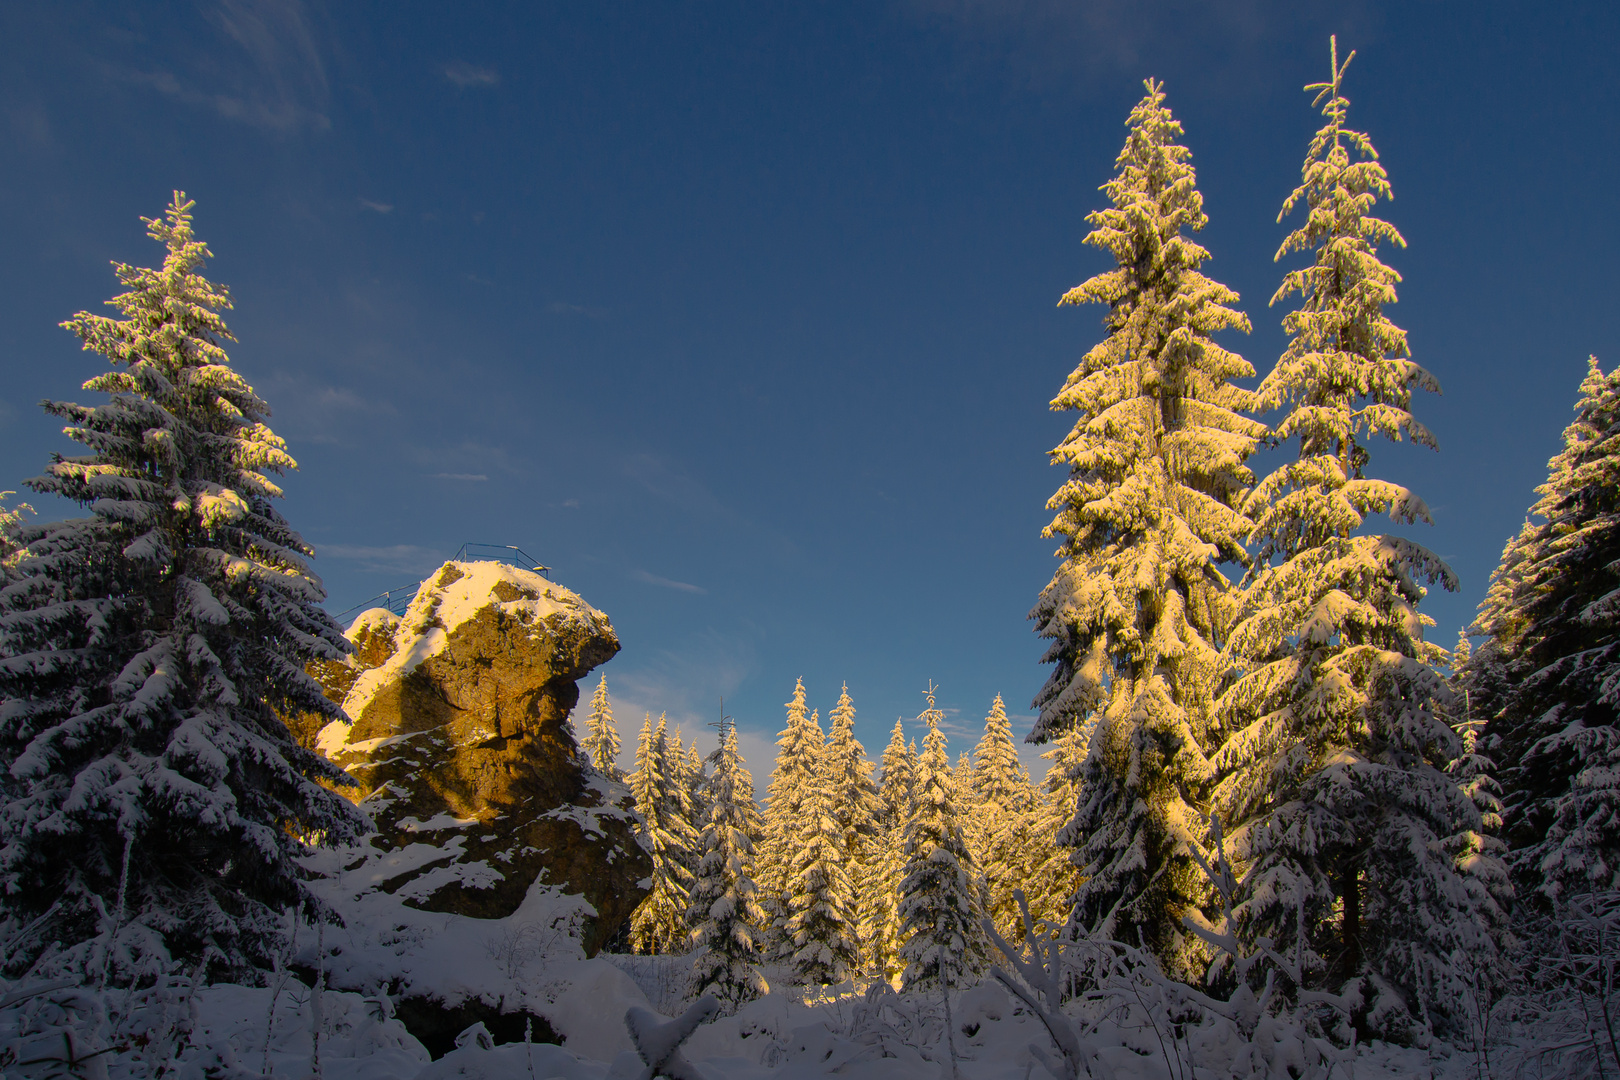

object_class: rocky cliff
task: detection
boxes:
[311,560,649,955]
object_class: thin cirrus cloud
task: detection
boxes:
[119,0,334,132]
[631,569,707,595]
[443,60,499,87]
[359,199,394,214]
[431,472,489,482]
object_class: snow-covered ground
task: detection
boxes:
[4,843,1607,1080]
[0,957,1522,1080]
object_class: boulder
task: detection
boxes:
[312,560,650,954]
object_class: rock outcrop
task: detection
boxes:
[311,560,650,954]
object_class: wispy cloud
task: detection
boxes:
[122,0,333,132]
[359,198,393,214]
[623,454,728,519]
[431,472,489,482]
[632,569,707,594]
[318,543,442,576]
[444,60,499,87]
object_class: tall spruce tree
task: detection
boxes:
[582,675,621,777]
[824,685,882,864]
[897,686,989,992]
[784,751,860,985]
[862,718,919,979]
[0,195,369,979]
[687,724,768,1012]
[822,685,882,968]
[628,714,698,953]
[1213,41,1491,1036]
[1027,80,1262,975]
[1471,358,1620,902]
[758,679,824,955]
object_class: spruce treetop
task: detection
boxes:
[1249,36,1441,563]
[1031,78,1262,746]
[972,694,1034,812]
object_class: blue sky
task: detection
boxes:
[2,1,1615,775]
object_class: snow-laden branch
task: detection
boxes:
[620,995,719,1080]
[983,892,1115,1080]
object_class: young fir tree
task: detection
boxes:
[897,686,989,992]
[581,674,621,778]
[1027,80,1262,976]
[628,714,698,953]
[758,679,825,955]
[1472,358,1620,903]
[0,194,370,978]
[1213,41,1491,1036]
[970,695,1042,942]
[686,724,768,1012]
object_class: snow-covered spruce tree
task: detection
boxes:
[1460,524,1533,775]
[628,714,698,953]
[581,674,621,777]
[879,718,918,828]
[1027,80,1262,976]
[1021,726,1088,938]
[685,741,708,832]
[757,679,824,955]
[1212,41,1491,1037]
[784,742,861,986]
[1472,358,1620,903]
[971,695,1042,942]
[1440,632,1514,957]
[686,724,768,1012]
[668,727,706,855]
[0,194,370,979]
[860,718,919,979]
[822,685,882,963]
[897,686,989,992]
[824,685,882,869]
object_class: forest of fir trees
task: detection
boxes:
[581,673,1075,1004]
[578,40,1620,1047]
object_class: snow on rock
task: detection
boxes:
[304,560,649,955]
